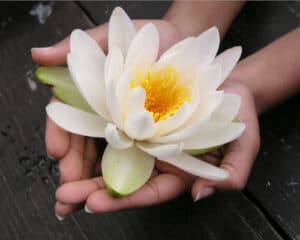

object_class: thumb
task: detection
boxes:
[31,23,108,66]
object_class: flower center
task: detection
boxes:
[130,66,191,122]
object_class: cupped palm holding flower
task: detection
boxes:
[39,7,245,196]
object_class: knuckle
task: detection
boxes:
[221,162,247,191]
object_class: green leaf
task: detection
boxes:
[102,145,155,197]
[35,66,94,113]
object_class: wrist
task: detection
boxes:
[228,63,264,115]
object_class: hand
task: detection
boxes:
[32,19,194,218]
[191,81,260,201]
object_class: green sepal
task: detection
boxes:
[35,66,94,113]
[102,145,155,197]
[106,185,125,198]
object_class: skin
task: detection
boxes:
[31,1,300,217]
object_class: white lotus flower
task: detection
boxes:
[45,7,245,196]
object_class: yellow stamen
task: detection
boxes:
[130,66,191,122]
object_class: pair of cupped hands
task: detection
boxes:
[31,19,260,218]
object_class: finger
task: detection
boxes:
[85,174,189,213]
[56,177,104,204]
[192,85,260,200]
[198,154,221,166]
[59,134,85,183]
[155,160,195,184]
[55,202,81,219]
[82,138,97,179]
[45,97,70,159]
[31,24,108,65]
[93,160,102,177]
[216,84,260,191]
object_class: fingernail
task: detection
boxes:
[194,187,215,202]
[55,213,64,221]
[47,154,55,160]
[84,204,93,214]
[31,47,52,52]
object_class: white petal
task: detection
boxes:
[155,103,191,136]
[67,53,109,120]
[199,64,223,92]
[155,87,201,137]
[116,70,131,116]
[189,91,224,122]
[46,102,107,138]
[124,110,156,140]
[212,93,241,122]
[160,152,228,180]
[104,123,133,149]
[159,37,197,63]
[105,46,124,88]
[183,122,245,150]
[108,7,136,56]
[102,145,155,195]
[152,91,224,143]
[70,29,105,60]
[213,46,242,81]
[125,87,146,116]
[151,115,210,143]
[105,47,124,127]
[197,27,220,68]
[125,23,159,71]
[156,38,199,84]
[136,142,183,159]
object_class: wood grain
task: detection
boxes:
[0,1,295,240]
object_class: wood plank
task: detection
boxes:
[79,1,172,24]
[222,2,300,239]
[0,2,94,239]
[74,192,282,240]
[0,1,286,240]
[222,2,300,57]
[247,95,300,240]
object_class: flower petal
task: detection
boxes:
[136,142,183,159]
[182,122,245,150]
[213,46,242,81]
[105,46,124,88]
[104,123,133,149]
[160,152,228,180]
[46,102,107,138]
[124,110,156,140]
[155,103,191,136]
[212,93,241,122]
[159,37,197,63]
[67,53,109,120]
[116,70,132,117]
[156,37,199,84]
[151,115,210,144]
[102,145,155,196]
[152,91,224,143]
[70,29,105,59]
[108,7,136,56]
[197,27,220,68]
[199,64,223,92]
[68,30,109,119]
[105,46,124,127]
[125,87,146,116]
[125,23,159,71]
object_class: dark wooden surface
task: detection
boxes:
[0,1,299,240]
